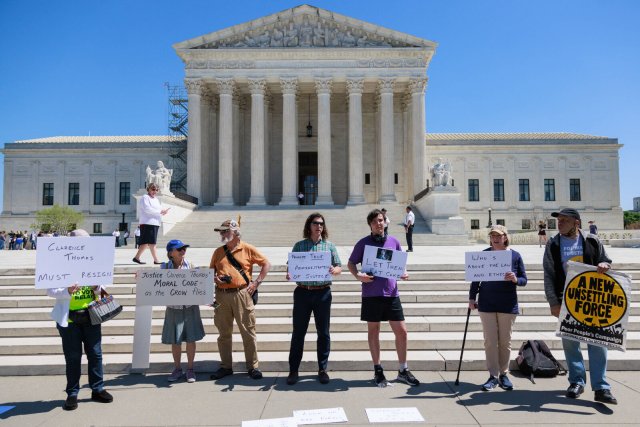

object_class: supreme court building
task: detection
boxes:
[1,5,624,233]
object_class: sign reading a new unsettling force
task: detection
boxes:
[557,261,632,351]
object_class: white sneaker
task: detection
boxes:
[186,369,196,383]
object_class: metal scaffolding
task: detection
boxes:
[165,82,188,192]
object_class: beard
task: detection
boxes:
[220,234,233,244]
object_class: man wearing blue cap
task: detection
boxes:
[543,208,616,404]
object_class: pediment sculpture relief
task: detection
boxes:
[195,15,410,49]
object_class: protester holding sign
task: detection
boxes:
[543,208,617,405]
[285,213,342,385]
[45,229,113,411]
[161,239,205,383]
[347,209,418,388]
[468,225,527,391]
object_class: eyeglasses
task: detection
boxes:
[219,230,230,235]
[311,221,324,226]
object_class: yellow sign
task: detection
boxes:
[564,271,627,327]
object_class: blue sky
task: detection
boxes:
[1,0,638,210]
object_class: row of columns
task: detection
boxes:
[185,76,428,206]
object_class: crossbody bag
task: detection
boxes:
[223,245,258,305]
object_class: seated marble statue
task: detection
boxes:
[146,161,173,193]
[431,158,452,187]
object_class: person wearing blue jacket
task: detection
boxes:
[468,225,527,391]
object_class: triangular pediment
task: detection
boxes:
[173,4,436,50]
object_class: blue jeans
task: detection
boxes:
[562,338,610,391]
[288,286,332,371]
[57,321,104,396]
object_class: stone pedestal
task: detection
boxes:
[414,186,466,235]
[133,189,197,236]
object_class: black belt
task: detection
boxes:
[217,285,247,292]
[297,284,331,291]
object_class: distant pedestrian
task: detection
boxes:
[381,208,390,235]
[588,220,598,235]
[112,230,120,247]
[134,226,141,249]
[123,230,129,246]
[538,220,547,247]
[403,206,414,252]
[297,192,305,205]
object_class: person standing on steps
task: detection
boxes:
[403,206,414,252]
[347,209,419,388]
[132,183,169,265]
[286,213,342,386]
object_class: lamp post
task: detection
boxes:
[487,207,493,228]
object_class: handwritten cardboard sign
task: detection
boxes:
[288,251,332,282]
[361,245,408,279]
[366,407,424,423]
[135,268,214,306]
[464,250,512,282]
[293,407,348,425]
[35,236,115,289]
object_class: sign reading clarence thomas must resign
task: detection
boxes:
[135,268,214,306]
[35,236,115,289]
[288,251,332,282]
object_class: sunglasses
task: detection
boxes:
[311,221,324,226]
[219,230,230,235]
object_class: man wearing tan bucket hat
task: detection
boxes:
[209,218,271,381]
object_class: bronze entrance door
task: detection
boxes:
[298,152,318,205]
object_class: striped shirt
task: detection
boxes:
[291,238,341,287]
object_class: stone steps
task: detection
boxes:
[0,264,638,375]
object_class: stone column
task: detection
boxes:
[315,78,334,205]
[280,78,299,205]
[3,160,13,214]
[584,156,593,209]
[346,78,366,204]
[216,78,235,205]
[247,79,267,205]
[32,160,41,212]
[185,79,203,203]
[409,78,427,197]
[201,89,218,206]
[378,78,396,203]
[263,92,272,204]
[55,160,65,206]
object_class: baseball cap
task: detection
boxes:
[551,208,581,220]
[166,239,189,252]
[488,225,508,236]
[214,219,240,232]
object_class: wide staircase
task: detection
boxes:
[160,204,469,248]
[1,263,638,376]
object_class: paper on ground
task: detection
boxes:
[293,407,348,425]
[366,407,424,423]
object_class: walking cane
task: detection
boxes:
[454,307,472,386]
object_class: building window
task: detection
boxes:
[519,179,530,202]
[94,182,105,205]
[42,183,54,206]
[493,179,505,202]
[93,223,102,234]
[68,183,80,206]
[119,182,131,205]
[570,179,581,201]
[468,179,479,202]
[365,173,370,185]
[548,218,557,229]
[394,173,398,185]
[470,219,480,230]
[496,219,505,226]
[522,219,532,230]
[544,179,555,201]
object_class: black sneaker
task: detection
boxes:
[63,395,78,411]
[498,374,513,390]
[594,389,617,405]
[91,389,113,403]
[566,383,585,398]
[374,368,388,387]
[286,371,299,385]
[482,376,499,391]
[318,369,330,384]
[248,368,263,379]
[210,367,233,380]
[397,369,420,386]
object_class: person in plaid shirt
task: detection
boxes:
[286,213,342,385]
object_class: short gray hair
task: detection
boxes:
[70,229,90,237]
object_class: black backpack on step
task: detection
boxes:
[516,340,567,383]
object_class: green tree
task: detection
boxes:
[623,210,640,229]
[33,205,84,234]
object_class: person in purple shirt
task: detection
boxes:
[347,209,419,387]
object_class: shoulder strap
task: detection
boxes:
[224,245,250,285]
[536,340,568,375]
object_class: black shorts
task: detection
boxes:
[139,224,159,245]
[361,296,405,322]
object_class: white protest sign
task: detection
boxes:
[293,407,348,425]
[366,407,424,423]
[135,268,214,306]
[556,261,632,351]
[464,250,512,282]
[288,251,332,282]
[242,418,297,427]
[361,245,408,279]
[35,236,115,289]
